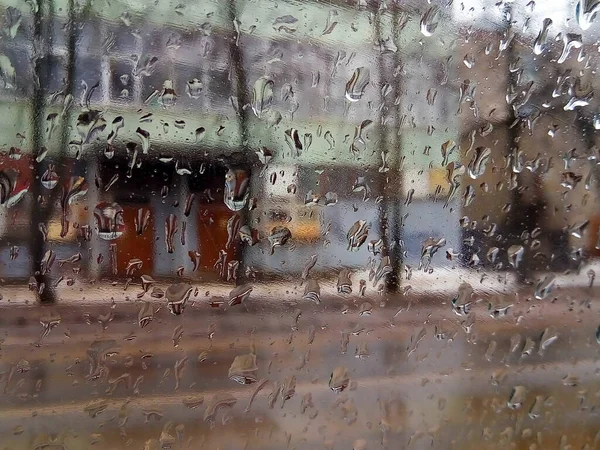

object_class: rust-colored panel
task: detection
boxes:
[587,216,600,257]
[196,205,238,273]
[113,205,154,276]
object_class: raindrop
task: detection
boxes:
[165,214,178,254]
[136,127,150,154]
[468,147,491,179]
[135,208,151,235]
[284,128,303,156]
[302,254,318,281]
[337,269,352,294]
[419,237,446,271]
[268,226,291,254]
[302,279,321,304]
[539,328,558,355]
[203,394,237,422]
[507,245,524,269]
[138,302,153,328]
[195,127,206,142]
[452,282,473,316]
[507,386,527,410]
[576,0,600,30]
[94,202,125,240]
[158,80,177,107]
[226,214,240,249]
[224,168,249,211]
[463,53,475,69]
[441,140,456,166]
[560,171,582,190]
[4,7,21,39]
[229,284,253,307]
[41,165,59,189]
[126,258,143,276]
[141,274,155,292]
[239,225,258,246]
[420,6,440,37]
[165,283,192,315]
[368,238,384,255]
[488,302,512,319]
[347,220,369,251]
[229,353,258,384]
[345,68,370,102]
[322,10,338,35]
[533,18,552,55]
[529,395,544,419]
[251,76,274,118]
[485,340,497,361]
[534,274,555,300]
[186,78,203,98]
[329,367,349,393]
[521,336,535,357]
[557,33,583,64]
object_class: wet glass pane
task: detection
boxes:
[0,0,599,448]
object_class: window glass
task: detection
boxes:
[0,0,599,448]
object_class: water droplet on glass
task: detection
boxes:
[452,282,473,316]
[229,284,253,306]
[165,283,192,315]
[138,302,154,328]
[507,386,527,410]
[419,237,446,271]
[528,394,545,419]
[347,220,369,251]
[468,147,491,179]
[135,127,150,154]
[239,225,258,246]
[251,76,274,118]
[186,78,203,98]
[135,208,151,236]
[195,127,206,143]
[534,274,556,300]
[329,367,349,393]
[175,158,192,176]
[576,0,600,30]
[345,68,370,102]
[158,79,177,107]
[229,353,258,384]
[507,245,524,269]
[224,168,249,211]
[557,33,583,64]
[322,10,338,34]
[337,269,352,294]
[533,18,552,55]
[441,140,456,166]
[463,53,475,69]
[302,254,318,281]
[94,202,125,240]
[165,214,178,254]
[284,128,303,156]
[488,301,512,319]
[204,394,237,422]
[420,6,440,37]
[302,279,321,304]
[41,165,58,189]
[268,226,291,254]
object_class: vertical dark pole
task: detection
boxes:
[30,0,77,303]
[226,0,250,278]
[377,8,403,293]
